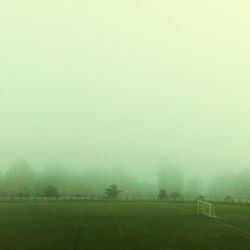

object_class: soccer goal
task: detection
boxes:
[197,200,217,218]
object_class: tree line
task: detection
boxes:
[1,158,250,200]
[0,158,154,197]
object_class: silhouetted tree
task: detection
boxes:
[4,158,35,196]
[44,185,59,197]
[158,189,168,200]
[170,191,182,201]
[197,195,205,201]
[158,160,184,193]
[105,184,121,199]
[224,195,233,203]
[209,172,235,197]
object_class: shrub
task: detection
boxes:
[197,195,205,201]
[105,184,121,199]
[170,191,182,201]
[44,185,59,197]
[158,189,168,200]
[224,195,233,203]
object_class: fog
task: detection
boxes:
[1,1,250,197]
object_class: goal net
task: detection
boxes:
[197,200,217,218]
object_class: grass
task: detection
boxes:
[0,201,250,249]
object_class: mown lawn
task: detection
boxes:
[0,202,249,249]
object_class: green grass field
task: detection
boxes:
[0,202,250,250]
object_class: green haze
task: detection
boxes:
[0,0,250,185]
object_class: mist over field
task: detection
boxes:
[1,0,250,198]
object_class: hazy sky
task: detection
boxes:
[1,0,250,179]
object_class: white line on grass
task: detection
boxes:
[182,208,192,213]
[212,219,250,236]
[117,225,124,237]
[181,206,250,236]
[109,207,125,237]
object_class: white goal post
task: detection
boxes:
[197,200,217,218]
